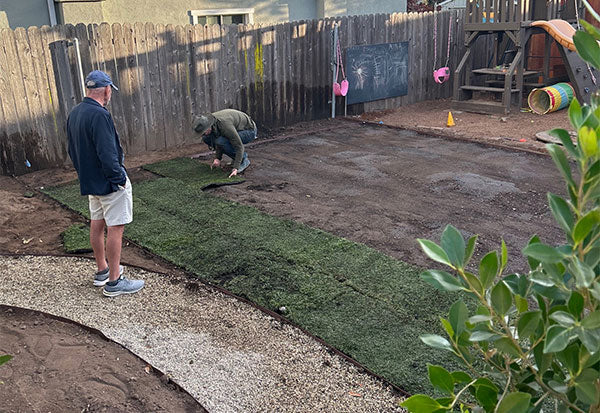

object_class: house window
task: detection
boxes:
[190,8,254,25]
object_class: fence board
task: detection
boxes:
[0,29,26,175]
[2,11,486,175]
[146,22,166,149]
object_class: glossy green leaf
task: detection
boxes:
[428,365,455,395]
[548,380,568,393]
[441,225,465,269]
[578,126,599,157]
[547,193,574,235]
[417,239,452,267]
[550,311,576,327]
[464,235,478,266]
[581,311,600,329]
[574,369,600,405]
[522,243,565,264]
[585,247,600,268]
[496,392,531,413]
[577,327,600,353]
[568,291,584,318]
[515,295,528,313]
[518,311,541,339]
[574,30,600,71]
[420,270,465,292]
[556,343,579,375]
[469,331,501,342]
[547,144,575,188]
[449,301,468,338]
[534,341,553,373]
[451,371,471,384]
[530,270,556,287]
[526,235,542,270]
[400,394,444,413]
[500,239,507,273]
[468,315,492,324]
[544,325,571,353]
[495,337,521,358]
[490,281,512,315]
[549,128,577,157]
[420,334,454,352]
[463,272,483,296]
[591,282,600,301]
[479,251,498,289]
[440,317,455,339]
[569,259,595,288]
[573,210,600,244]
[568,99,584,130]
[475,384,498,410]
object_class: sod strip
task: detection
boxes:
[43,177,463,393]
[142,157,245,189]
[61,223,92,253]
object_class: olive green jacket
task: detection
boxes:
[211,109,256,169]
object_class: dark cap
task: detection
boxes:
[85,70,118,90]
[192,114,216,134]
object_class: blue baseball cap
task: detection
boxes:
[85,70,118,90]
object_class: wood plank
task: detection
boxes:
[272,22,282,126]
[263,25,279,128]
[190,24,208,115]
[74,23,93,79]
[97,23,129,149]
[461,85,520,92]
[111,23,134,154]
[27,26,60,165]
[133,22,152,151]
[155,24,175,148]
[123,22,147,154]
[165,24,183,146]
[281,21,291,124]
[143,23,165,150]
[40,25,63,159]
[205,24,218,112]
[0,29,26,175]
[177,24,194,141]
[15,27,49,170]
[235,24,247,114]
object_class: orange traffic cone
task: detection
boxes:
[447,111,455,127]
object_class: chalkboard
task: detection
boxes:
[345,42,409,105]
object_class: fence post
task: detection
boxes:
[49,40,78,121]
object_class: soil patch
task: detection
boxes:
[0,305,204,413]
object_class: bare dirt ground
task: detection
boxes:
[0,306,204,413]
[0,101,571,409]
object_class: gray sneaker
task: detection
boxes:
[93,265,124,287]
[103,276,145,297]
[238,156,250,173]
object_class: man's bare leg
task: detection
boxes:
[106,224,125,281]
[90,219,107,271]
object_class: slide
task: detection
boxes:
[531,19,577,51]
[530,19,599,104]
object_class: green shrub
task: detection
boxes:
[402,13,600,413]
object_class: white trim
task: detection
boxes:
[189,8,254,25]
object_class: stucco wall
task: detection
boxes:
[57,0,319,25]
[324,0,407,16]
[0,0,52,29]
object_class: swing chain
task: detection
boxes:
[445,14,452,67]
[434,15,438,67]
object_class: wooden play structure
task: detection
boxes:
[453,0,599,114]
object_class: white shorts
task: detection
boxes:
[88,177,133,227]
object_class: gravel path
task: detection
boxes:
[0,255,405,413]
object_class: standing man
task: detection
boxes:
[67,70,144,297]
[193,109,257,177]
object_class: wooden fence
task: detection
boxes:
[0,10,489,176]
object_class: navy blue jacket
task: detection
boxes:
[67,97,127,195]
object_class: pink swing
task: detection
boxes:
[433,14,453,84]
[333,37,349,96]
